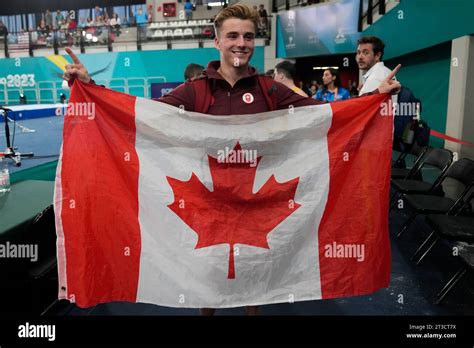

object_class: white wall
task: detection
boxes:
[445,35,474,159]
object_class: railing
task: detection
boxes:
[270,0,396,31]
[272,0,331,12]
[0,76,167,105]
[0,17,272,57]
[358,0,396,31]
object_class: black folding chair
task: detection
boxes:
[411,191,474,265]
[391,143,428,180]
[389,148,453,211]
[25,204,58,315]
[392,136,425,168]
[395,158,474,239]
[435,245,474,304]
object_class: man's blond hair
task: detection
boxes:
[213,3,260,36]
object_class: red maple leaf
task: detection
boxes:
[166,143,301,279]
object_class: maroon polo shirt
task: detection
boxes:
[158,60,322,115]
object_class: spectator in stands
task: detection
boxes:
[103,13,111,26]
[110,13,122,39]
[258,5,268,22]
[110,13,121,27]
[37,19,49,36]
[78,18,88,29]
[135,7,148,41]
[94,6,104,19]
[314,68,349,102]
[65,18,76,46]
[0,21,8,39]
[258,4,268,35]
[61,20,68,30]
[253,6,261,35]
[273,60,308,97]
[37,20,53,46]
[86,17,95,27]
[184,63,204,81]
[45,10,53,31]
[95,16,105,27]
[68,17,77,30]
[55,10,64,30]
[148,7,153,24]
[135,7,148,25]
[58,20,68,42]
[184,0,194,21]
[92,16,106,43]
[129,11,136,26]
[357,36,397,96]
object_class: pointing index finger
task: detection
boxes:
[65,47,81,65]
[385,64,401,81]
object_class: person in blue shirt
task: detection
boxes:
[135,7,148,25]
[314,68,350,102]
[94,6,104,19]
[135,7,148,41]
[184,0,194,20]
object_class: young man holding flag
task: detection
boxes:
[62,4,401,316]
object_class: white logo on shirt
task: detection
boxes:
[242,93,254,104]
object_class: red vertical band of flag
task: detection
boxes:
[318,93,392,299]
[59,81,141,307]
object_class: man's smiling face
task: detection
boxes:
[214,18,255,70]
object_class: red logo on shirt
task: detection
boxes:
[242,93,254,104]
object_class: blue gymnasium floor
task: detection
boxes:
[1,111,473,316]
[0,113,63,172]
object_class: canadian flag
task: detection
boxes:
[54,81,393,308]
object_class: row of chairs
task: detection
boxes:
[148,19,213,29]
[389,144,474,304]
[148,28,198,39]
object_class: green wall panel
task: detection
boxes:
[386,42,452,148]
[364,0,474,60]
